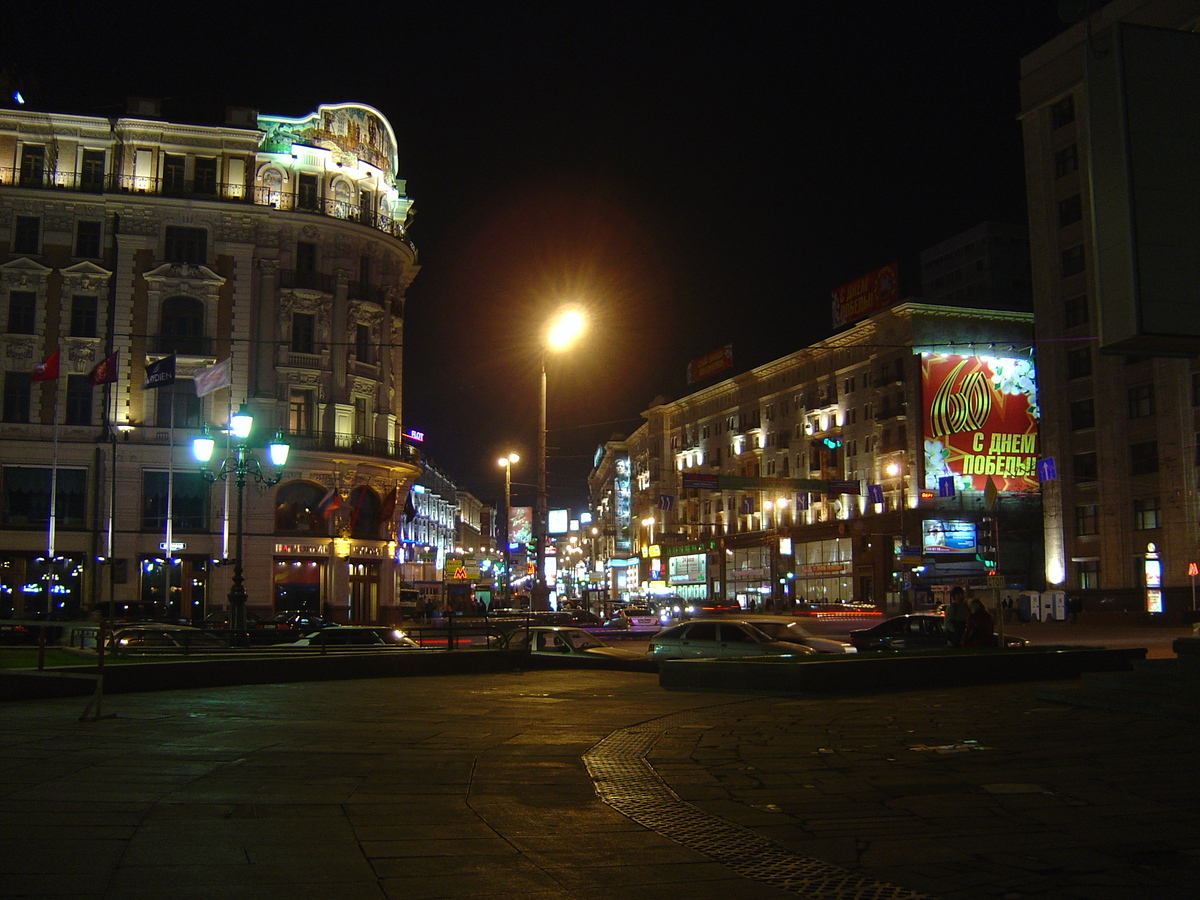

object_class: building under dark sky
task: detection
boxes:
[1,1,1069,513]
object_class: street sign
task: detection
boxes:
[1037,457,1057,482]
[986,574,1005,587]
[158,542,186,551]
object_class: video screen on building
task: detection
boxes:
[922,519,977,554]
[921,353,1039,493]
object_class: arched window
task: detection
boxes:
[261,168,283,207]
[332,179,351,220]
[274,481,328,535]
[346,486,381,539]
[159,295,206,355]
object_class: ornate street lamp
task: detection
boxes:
[192,404,290,633]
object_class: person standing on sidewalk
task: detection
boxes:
[944,586,970,646]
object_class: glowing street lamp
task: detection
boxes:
[535,307,586,610]
[192,404,290,633]
[498,452,519,606]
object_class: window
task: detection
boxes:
[1133,497,1161,531]
[1130,440,1159,475]
[162,153,186,194]
[1127,384,1154,419]
[81,149,106,191]
[1051,95,1075,129]
[164,226,206,265]
[153,382,201,429]
[1073,451,1097,483]
[1061,245,1085,277]
[159,296,206,355]
[296,241,316,273]
[1054,144,1079,178]
[288,389,315,434]
[1075,504,1098,536]
[1058,194,1083,227]
[19,145,45,186]
[7,291,36,334]
[75,220,102,258]
[355,323,372,363]
[1078,559,1099,590]
[1064,295,1088,328]
[2,466,86,526]
[193,157,217,195]
[354,396,370,437]
[142,471,208,531]
[292,313,315,354]
[1070,398,1095,430]
[70,295,97,338]
[359,189,374,224]
[65,375,92,426]
[298,173,319,210]
[13,216,40,254]
[1066,347,1091,379]
[3,372,30,423]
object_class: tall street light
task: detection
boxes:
[498,452,519,607]
[535,307,586,610]
[193,404,289,633]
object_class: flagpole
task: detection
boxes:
[47,365,60,617]
[165,396,175,617]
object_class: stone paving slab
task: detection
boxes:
[2,670,1199,899]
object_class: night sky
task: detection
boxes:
[3,1,1068,514]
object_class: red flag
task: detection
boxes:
[89,351,119,386]
[317,488,341,519]
[380,487,398,519]
[31,350,60,382]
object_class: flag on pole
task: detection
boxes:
[317,487,341,519]
[88,351,119,386]
[380,486,398,519]
[658,494,674,511]
[31,350,60,382]
[193,358,231,397]
[143,354,176,389]
[403,492,418,522]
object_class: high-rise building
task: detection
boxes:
[920,221,1032,312]
[1020,0,1200,615]
[0,100,422,624]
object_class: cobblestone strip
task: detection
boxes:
[583,710,935,900]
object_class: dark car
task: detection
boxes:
[106,624,227,655]
[201,609,266,629]
[849,614,1026,651]
[647,620,816,661]
[281,626,418,649]
[263,610,338,634]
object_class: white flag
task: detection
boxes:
[194,358,231,397]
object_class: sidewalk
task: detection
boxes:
[2,668,1197,899]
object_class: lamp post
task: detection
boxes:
[764,498,788,611]
[535,307,586,610]
[498,452,519,607]
[192,404,289,633]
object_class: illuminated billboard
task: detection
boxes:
[921,354,1039,493]
[922,519,977,554]
[509,507,533,546]
[832,262,899,328]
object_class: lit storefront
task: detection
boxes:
[793,537,854,605]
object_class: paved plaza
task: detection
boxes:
[2,664,1198,899]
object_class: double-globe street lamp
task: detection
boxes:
[192,404,290,632]
[497,452,519,607]
[535,307,586,610]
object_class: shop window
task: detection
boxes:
[274,559,324,612]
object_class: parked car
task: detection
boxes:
[107,624,227,654]
[201,610,266,629]
[282,626,418,649]
[498,626,645,662]
[737,616,857,653]
[849,614,1026,651]
[262,610,338,633]
[604,607,660,630]
[559,608,604,627]
[646,620,816,662]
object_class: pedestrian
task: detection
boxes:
[944,586,970,646]
[1068,595,1082,624]
[961,598,998,648]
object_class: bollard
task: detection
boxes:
[446,614,454,650]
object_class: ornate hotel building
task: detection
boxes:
[0,99,423,623]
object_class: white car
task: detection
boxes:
[604,607,660,630]
[283,626,419,649]
[647,620,816,661]
[734,616,857,653]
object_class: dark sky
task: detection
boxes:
[4,1,1068,515]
